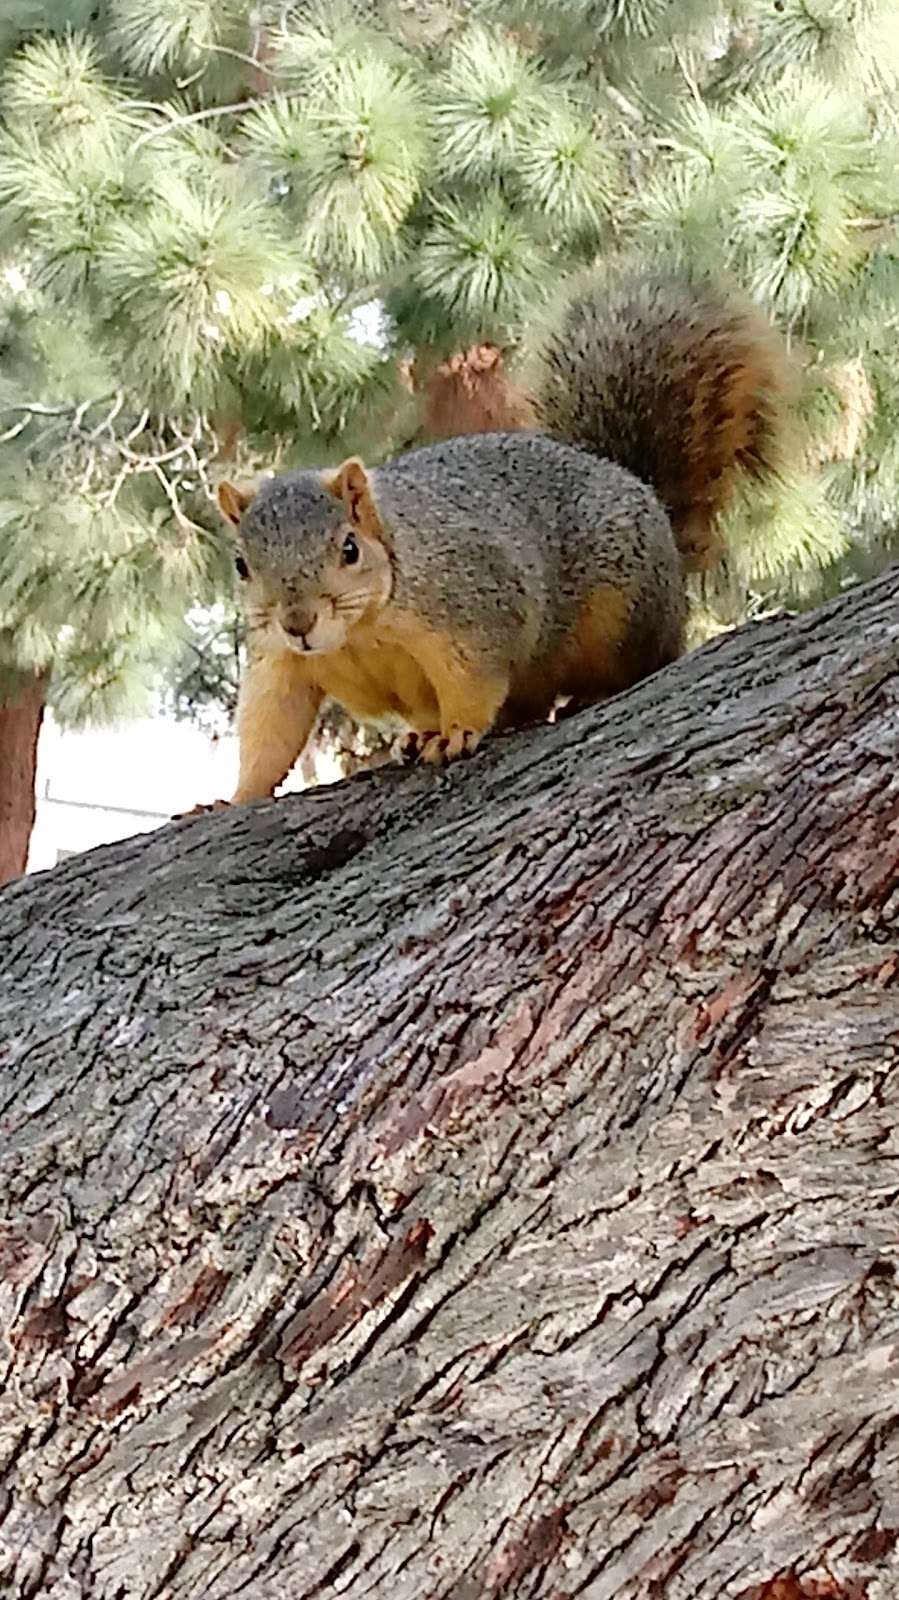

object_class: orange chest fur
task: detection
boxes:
[310,635,439,728]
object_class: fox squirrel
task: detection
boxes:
[215,273,791,804]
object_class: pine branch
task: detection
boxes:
[131,99,263,153]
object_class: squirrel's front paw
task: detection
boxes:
[171,799,231,822]
[397,728,484,767]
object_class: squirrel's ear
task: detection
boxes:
[217,481,255,529]
[324,457,384,540]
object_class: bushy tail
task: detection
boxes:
[532,272,795,574]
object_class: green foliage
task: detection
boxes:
[725,471,848,594]
[301,60,426,275]
[721,0,899,97]
[242,60,429,282]
[0,0,896,735]
[0,457,222,724]
[269,2,399,87]
[248,298,402,443]
[637,77,897,324]
[412,191,547,341]
[517,102,615,236]
[162,602,242,731]
[0,133,141,296]
[2,33,119,139]
[100,176,297,405]
[433,26,552,180]
[107,0,250,80]
[590,0,672,37]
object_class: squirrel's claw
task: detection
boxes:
[396,730,433,766]
[441,727,484,763]
[397,728,484,767]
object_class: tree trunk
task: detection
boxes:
[0,669,47,885]
[413,343,537,439]
[1,569,899,1600]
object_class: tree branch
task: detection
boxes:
[1,568,899,1598]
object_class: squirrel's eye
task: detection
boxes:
[342,533,360,566]
[235,554,250,581]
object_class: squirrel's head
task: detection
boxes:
[217,459,392,656]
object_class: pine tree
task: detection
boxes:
[1,1,897,878]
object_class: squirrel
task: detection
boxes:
[214,272,792,805]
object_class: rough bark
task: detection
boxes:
[1,568,899,1600]
[0,669,47,886]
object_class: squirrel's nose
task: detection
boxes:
[281,606,315,643]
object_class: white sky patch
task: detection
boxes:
[283,292,390,349]
[286,290,328,324]
[347,299,389,351]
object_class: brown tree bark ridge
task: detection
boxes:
[1,568,899,1599]
[0,670,47,886]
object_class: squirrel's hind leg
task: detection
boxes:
[558,580,686,709]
